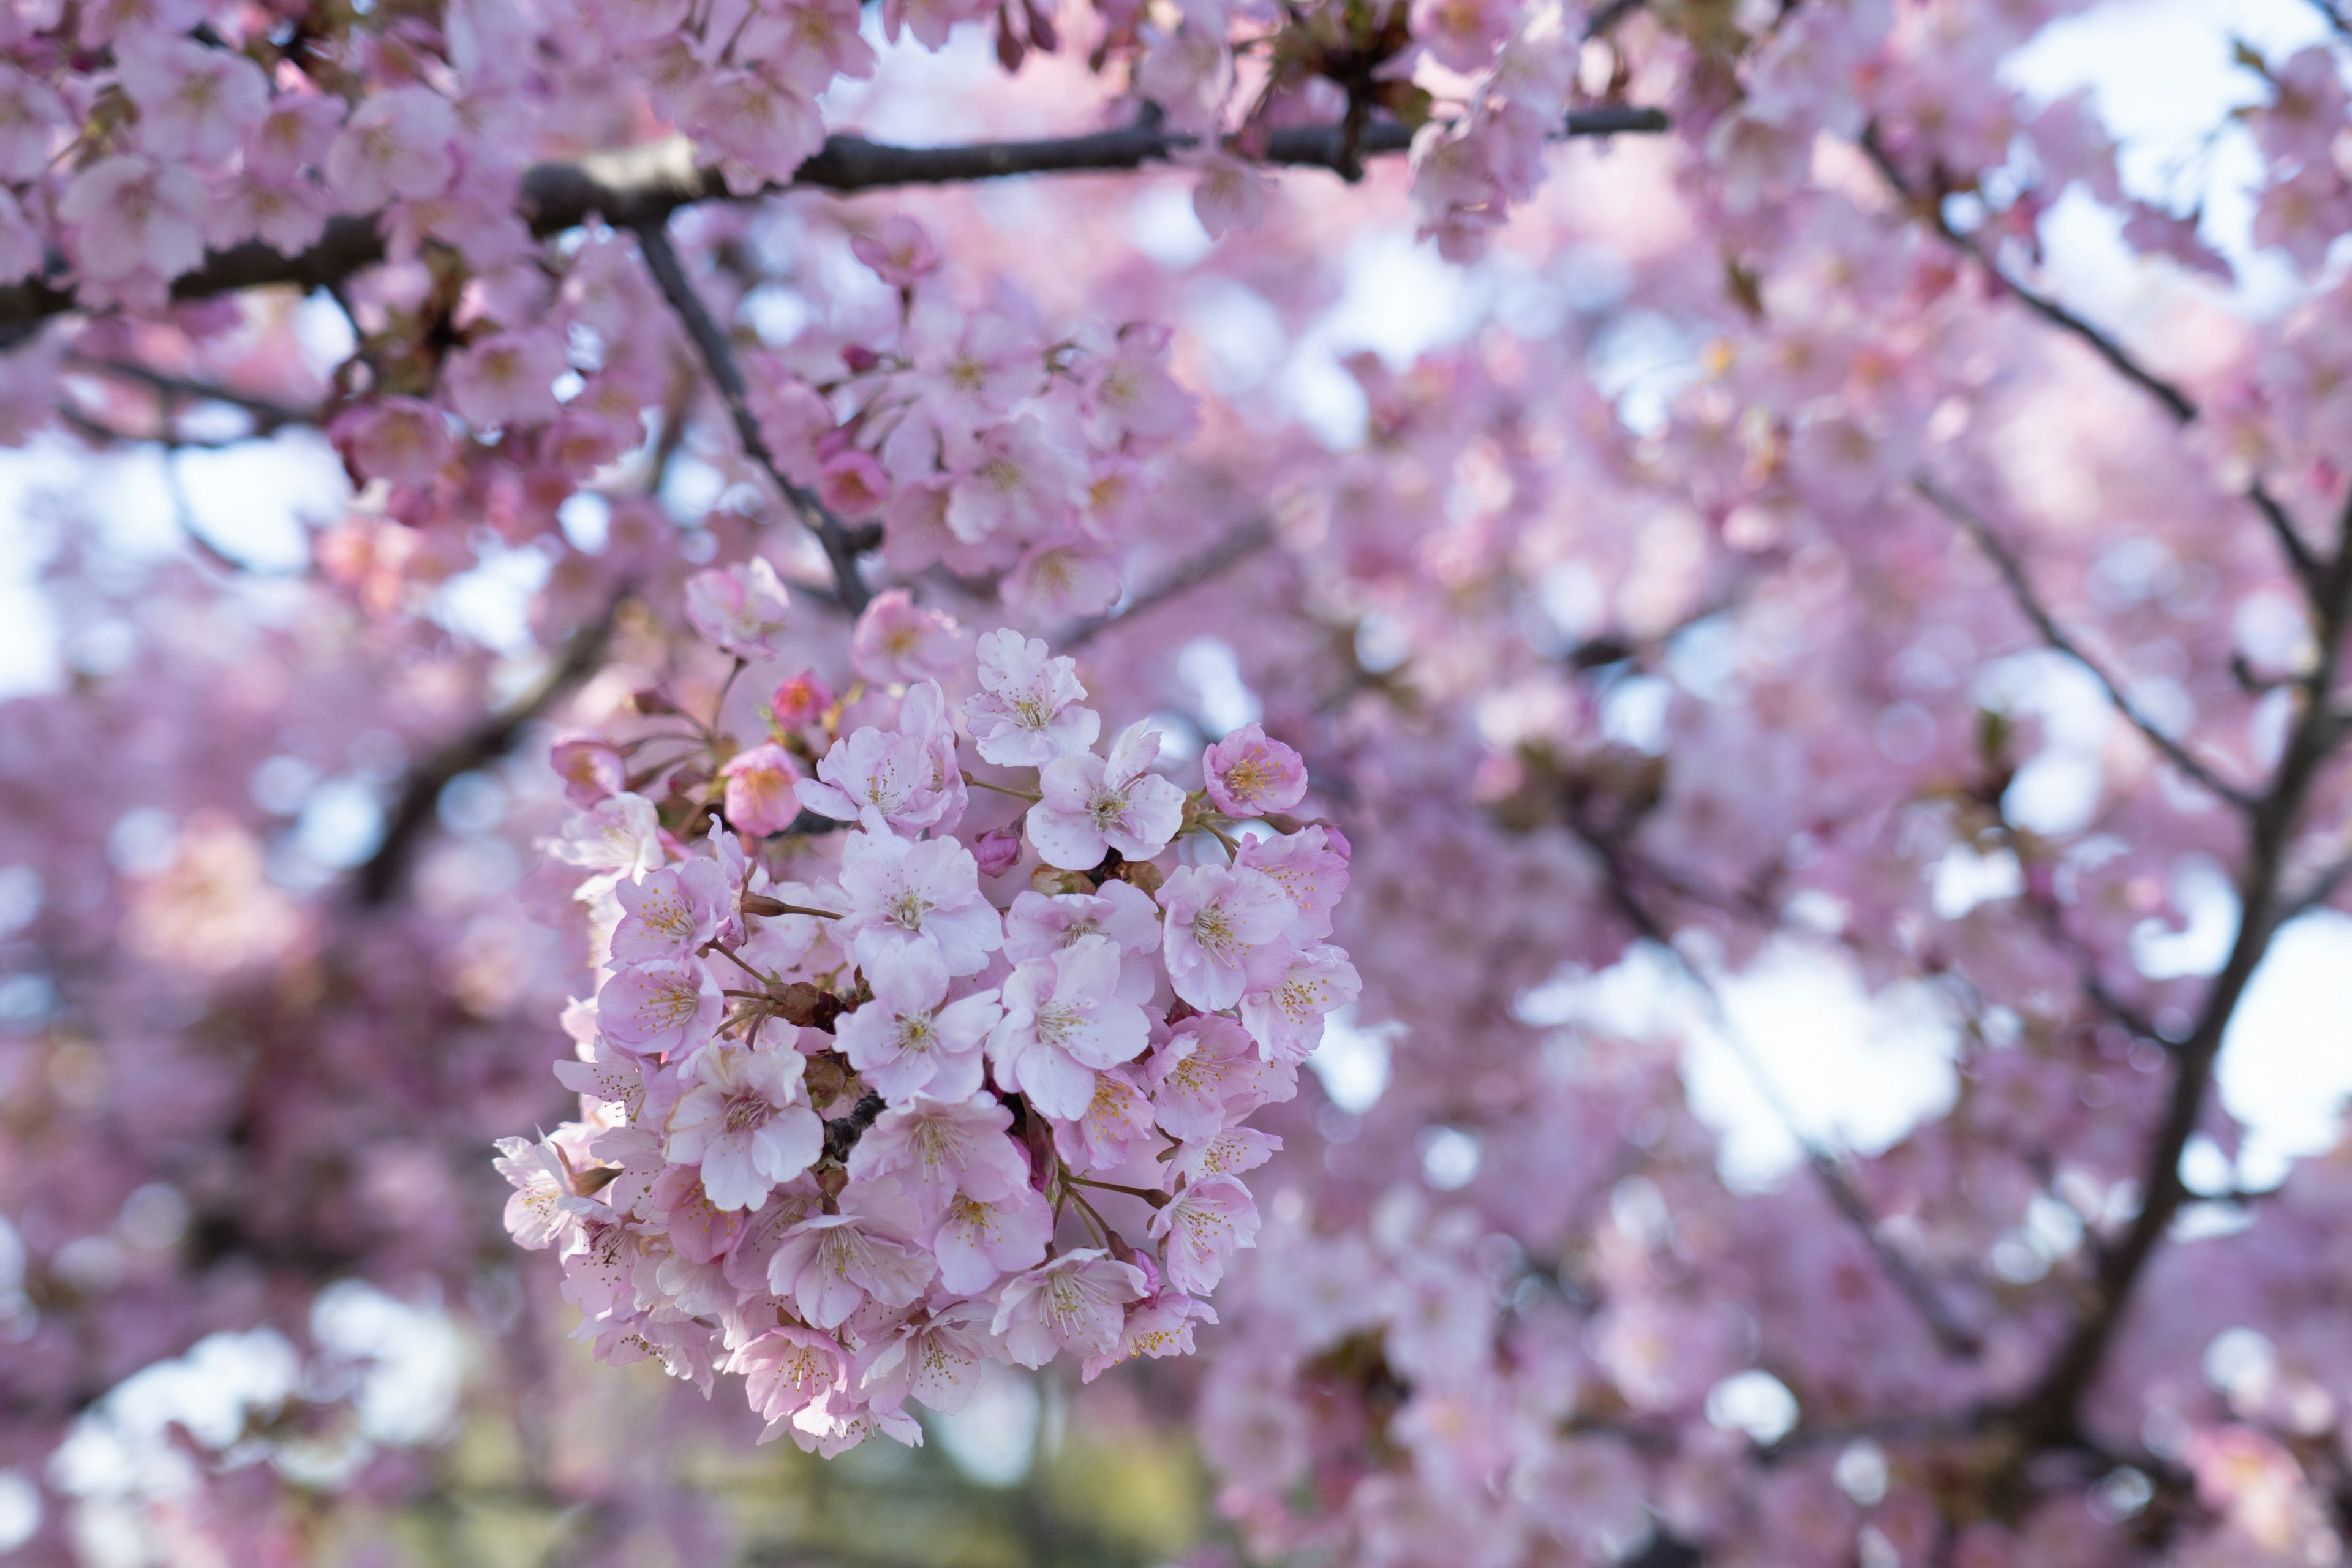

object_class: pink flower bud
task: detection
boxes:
[1201,723,1308,818]
[818,450,890,520]
[721,743,804,835]
[973,826,1022,878]
[549,731,625,808]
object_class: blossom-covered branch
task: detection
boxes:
[0,108,1668,341]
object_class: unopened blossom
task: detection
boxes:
[1158,863,1296,1010]
[722,743,802,835]
[1149,1174,1259,1294]
[447,329,568,429]
[987,936,1152,1119]
[929,1182,1055,1292]
[597,957,723,1061]
[992,1249,1148,1367]
[973,827,1022,878]
[663,1033,823,1209]
[818,450,891,519]
[1202,723,1309,818]
[325,86,459,209]
[963,628,1099,766]
[1027,722,1187,870]
[850,589,963,686]
[766,1180,935,1329]
[851,214,941,288]
[834,944,1001,1104]
[611,859,733,962]
[836,829,1001,978]
[1239,944,1363,1063]
[687,557,793,659]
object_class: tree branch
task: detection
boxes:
[1060,518,1276,650]
[354,601,622,905]
[1915,477,2259,811]
[633,222,873,614]
[1863,126,2325,592]
[1572,820,1985,1359]
[2007,490,2352,1447]
[0,107,1669,341]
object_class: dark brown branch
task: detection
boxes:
[1060,518,1276,649]
[1863,126,2325,592]
[633,222,873,614]
[1916,477,2259,810]
[2007,490,2352,1447]
[354,602,621,905]
[0,107,1668,341]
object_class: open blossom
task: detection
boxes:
[944,413,1082,543]
[796,682,965,835]
[1239,944,1363,1064]
[0,63,67,183]
[1235,825,1349,943]
[495,1134,597,1250]
[987,937,1152,1119]
[116,34,269,165]
[612,859,733,962]
[1003,881,1162,1001]
[326,86,458,210]
[993,1250,1149,1367]
[663,1033,823,1210]
[836,830,1002,977]
[850,589,963,686]
[685,68,826,190]
[1169,1125,1281,1185]
[1202,723,1309,818]
[722,743,803,835]
[1145,1014,1294,1141]
[331,396,454,489]
[835,944,1001,1104]
[447,329,568,429]
[1027,722,1187,870]
[59,156,206,287]
[687,558,793,659]
[963,628,1099,766]
[1148,1174,1259,1294]
[856,1304,990,1417]
[546,793,664,902]
[846,1092,1028,1213]
[1158,863,1296,1010]
[737,1325,848,1434]
[929,1182,1055,1292]
[597,957,723,1061]
[1051,1065,1158,1173]
[766,1179,935,1328]
[1082,1286,1218,1381]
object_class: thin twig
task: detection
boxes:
[633,222,872,614]
[0,108,1670,339]
[1915,476,2258,811]
[1060,518,1276,649]
[354,600,624,905]
[1862,125,2324,592]
[63,355,317,432]
[1575,821,1985,1359]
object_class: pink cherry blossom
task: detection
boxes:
[851,214,941,288]
[845,1092,1027,1214]
[447,329,569,429]
[963,628,1100,766]
[1156,863,1295,1011]
[834,943,1001,1103]
[835,829,1002,978]
[597,957,723,1061]
[720,743,802,835]
[765,1179,935,1328]
[325,87,459,210]
[663,1033,822,1209]
[986,936,1152,1119]
[1202,723,1309,818]
[1238,943,1362,1063]
[1148,1174,1259,1294]
[611,859,732,962]
[1027,722,1188,870]
[849,589,963,686]
[929,1182,1055,1293]
[991,1250,1148,1368]
[115,34,268,165]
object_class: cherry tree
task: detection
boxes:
[4,0,2352,1564]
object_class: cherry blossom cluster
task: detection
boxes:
[503,571,1357,1452]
